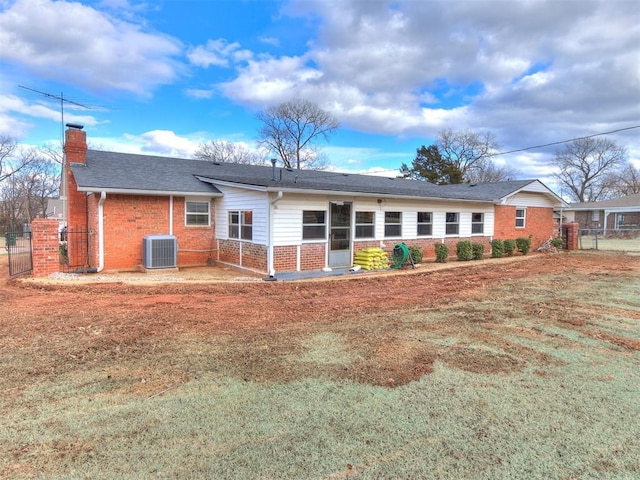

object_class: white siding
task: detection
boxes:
[217,189,499,247]
[215,186,269,245]
[504,192,556,208]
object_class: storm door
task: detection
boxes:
[329,202,352,267]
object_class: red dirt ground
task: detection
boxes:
[2,252,639,390]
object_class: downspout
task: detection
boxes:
[97,191,106,272]
[169,195,174,235]
[268,191,284,276]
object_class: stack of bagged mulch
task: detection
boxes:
[352,248,389,270]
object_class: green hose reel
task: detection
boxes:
[392,243,415,269]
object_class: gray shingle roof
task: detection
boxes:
[569,193,640,209]
[72,150,553,203]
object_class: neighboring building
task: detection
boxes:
[45,198,66,232]
[63,125,565,274]
[564,193,640,232]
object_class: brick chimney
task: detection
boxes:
[64,123,87,164]
[64,123,88,233]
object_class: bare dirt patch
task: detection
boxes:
[2,251,638,392]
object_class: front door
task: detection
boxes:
[329,202,351,268]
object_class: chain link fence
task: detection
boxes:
[579,228,640,252]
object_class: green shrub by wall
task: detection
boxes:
[491,239,504,258]
[456,241,474,261]
[551,237,563,248]
[516,237,532,255]
[504,239,516,256]
[435,243,449,263]
[408,245,423,263]
[472,243,485,260]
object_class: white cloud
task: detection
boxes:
[0,0,182,95]
[187,39,253,68]
[215,0,639,161]
[0,93,100,138]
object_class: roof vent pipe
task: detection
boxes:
[271,158,277,181]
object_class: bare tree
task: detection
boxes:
[465,157,520,183]
[194,140,265,165]
[400,129,503,184]
[605,163,640,196]
[0,150,60,232]
[552,137,628,202]
[1,136,37,182]
[438,129,500,180]
[256,99,339,170]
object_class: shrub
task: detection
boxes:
[434,243,449,263]
[551,237,564,249]
[59,243,69,265]
[472,243,485,260]
[408,245,423,264]
[516,237,532,255]
[490,239,504,258]
[504,239,516,256]
[456,240,474,261]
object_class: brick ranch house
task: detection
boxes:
[63,125,566,275]
[564,193,640,232]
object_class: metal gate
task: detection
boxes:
[5,231,33,277]
[60,229,91,272]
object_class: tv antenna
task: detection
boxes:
[18,85,92,146]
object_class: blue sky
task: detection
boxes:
[1,0,639,189]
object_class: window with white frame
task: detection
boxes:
[229,210,253,240]
[445,212,459,235]
[515,208,526,228]
[417,212,433,236]
[591,211,600,221]
[384,211,402,237]
[302,210,326,240]
[185,200,210,226]
[355,211,375,238]
[471,213,484,234]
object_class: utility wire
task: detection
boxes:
[488,125,640,157]
[336,124,640,177]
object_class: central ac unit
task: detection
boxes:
[143,235,177,268]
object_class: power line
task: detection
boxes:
[344,124,640,177]
[489,125,640,157]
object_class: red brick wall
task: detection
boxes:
[494,205,557,249]
[98,195,215,271]
[31,219,60,277]
[241,242,268,271]
[300,243,326,270]
[171,197,216,267]
[273,245,298,271]
[219,239,267,271]
[562,222,579,250]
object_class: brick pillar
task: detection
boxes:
[31,219,61,277]
[562,222,579,250]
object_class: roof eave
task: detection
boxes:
[76,186,222,197]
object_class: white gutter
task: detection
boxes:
[169,195,174,235]
[97,191,106,272]
[267,191,284,276]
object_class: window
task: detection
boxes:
[417,212,433,236]
[591,211,600,221]
[303,210,326,240]
[515,208,526,228]
[472,213,484,234]
[384,211,402,237]
[446,212,459,235]
[355,211,375,238]
[186,200,210,226]
[229,210,253,240]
